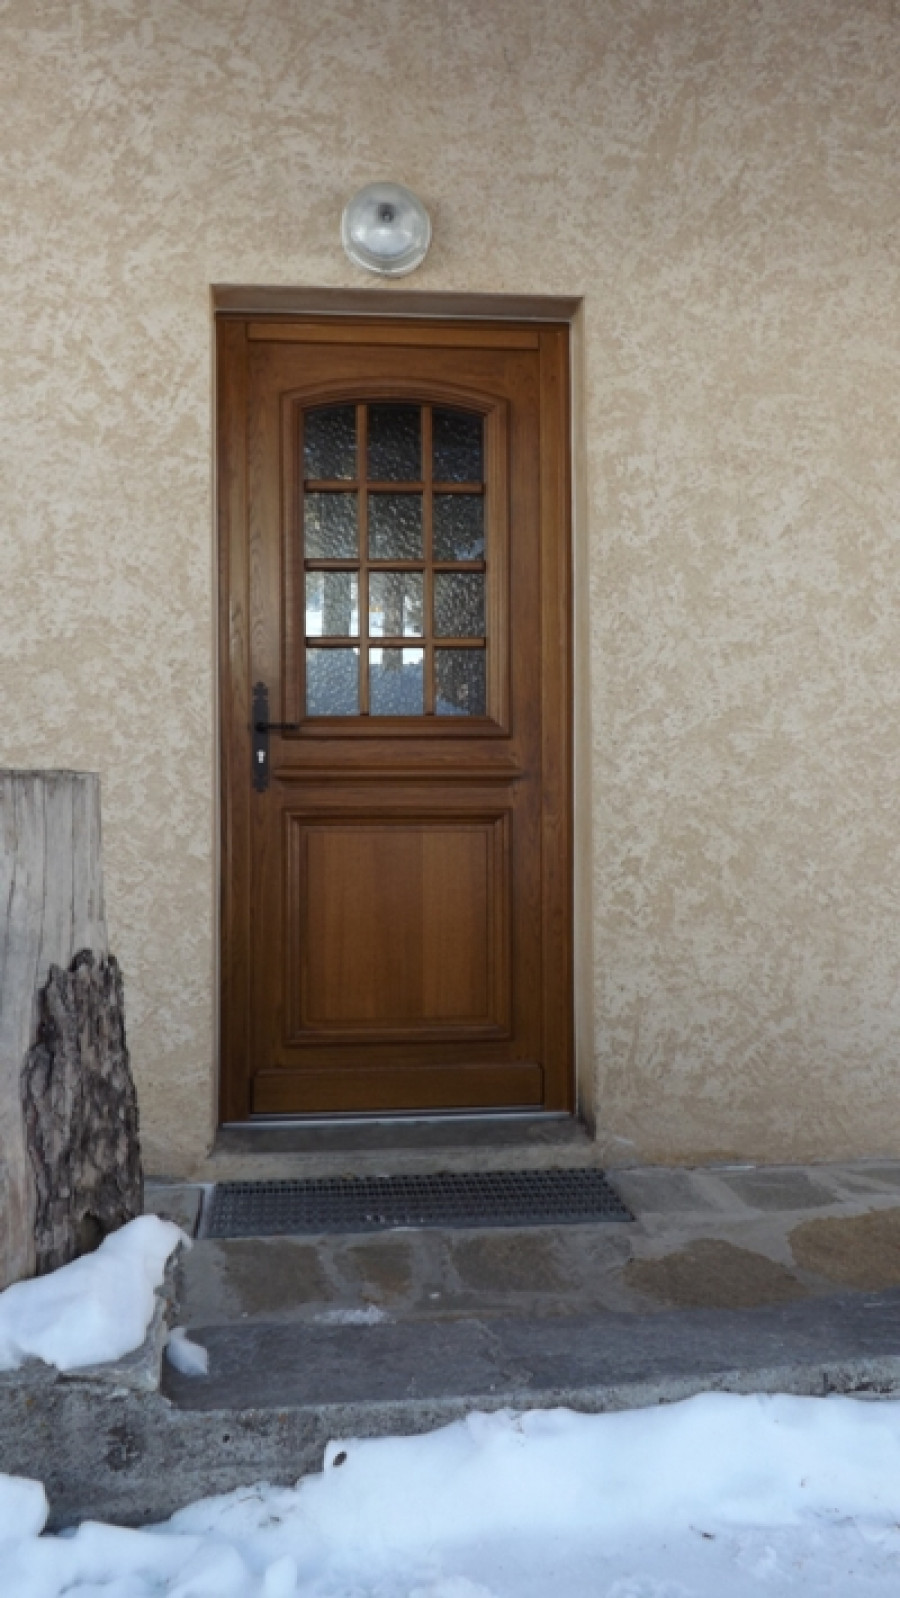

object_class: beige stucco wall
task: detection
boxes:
[2,0,899,1172]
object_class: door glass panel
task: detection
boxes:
[369,492,423,559]
[301,400,491,720]
[305,572,359,637]
[304,492,358,558]
[306,648,360,715]
[433,408,483,483]
[370,647,424,715]
[369,572,424,638]
[435,649,486,717]
[368,403,421,481]
[434,572,485,637]
[433,495,485,561]
[303,404,356,480]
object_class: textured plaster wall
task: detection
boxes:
[1,0,899,1172]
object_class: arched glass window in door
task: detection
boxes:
[302,401,487,717]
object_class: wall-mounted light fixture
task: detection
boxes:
[341,182,431,277]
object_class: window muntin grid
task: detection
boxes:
[301,402,487,718]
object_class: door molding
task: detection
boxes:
[214,292,586,1127]
[213,284,581,323]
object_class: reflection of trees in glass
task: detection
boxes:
[436,650,486,717]
[370,648,424,715]
[306,572,359,637]
[434,573,485,638]
[368,404,421,480]
[369,573,423,638]
[303,402,487,719]
[433,408,483,482]
[307,649,359,716]
[304,405,356,479]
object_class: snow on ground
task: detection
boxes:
[0,1215,185,1371]
[4,1393,900,1595]
[164,1324,210,1377]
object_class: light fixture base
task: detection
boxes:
[341,182,431,277]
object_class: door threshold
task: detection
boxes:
[213,1111,588,1157]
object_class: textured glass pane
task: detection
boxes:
[369,571,424,637]
[368,403,420,481]
[306,648,359,716]
[368,492,423,559]
[305,572,359,637]
[304,493,358,558]
[304,405,356,480]
[433,408,483,483]
[433,495,485,561]
[434,572,485,637]
[435,650,487,717]
[370,648,424,715]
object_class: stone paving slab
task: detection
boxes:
[711,1169,839,1211]
[174,1161,900,1329]
[144,1180,205,1237]
[162,1288,900,1415]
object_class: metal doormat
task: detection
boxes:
[205,1168,634,1238]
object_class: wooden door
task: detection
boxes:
[218,316,571,1120]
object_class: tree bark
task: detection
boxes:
[0,772,110,1287]
[22,951,143,1274]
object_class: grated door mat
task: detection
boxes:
[205,1168,633,1237]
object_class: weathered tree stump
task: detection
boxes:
[22,952,143,1274]
[0,771,142,1288]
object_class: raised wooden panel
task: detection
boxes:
[287,813,510,1038]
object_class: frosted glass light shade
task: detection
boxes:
[341,183,431,277]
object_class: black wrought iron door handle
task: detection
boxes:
[251,682,300,792]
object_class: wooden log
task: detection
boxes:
[22,952,143,1274]
[0,771,108,1288]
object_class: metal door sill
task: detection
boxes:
[213,1111,588,1157]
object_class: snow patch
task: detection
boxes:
[0,1215,186,1372]
[0,1474,48,1541]
[165,1325,209,1377]
[4,1393,900,1593]
[315,1305,388,1325]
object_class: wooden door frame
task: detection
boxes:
[214,288,584,1128]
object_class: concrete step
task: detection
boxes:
[162,1290,900,1415]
